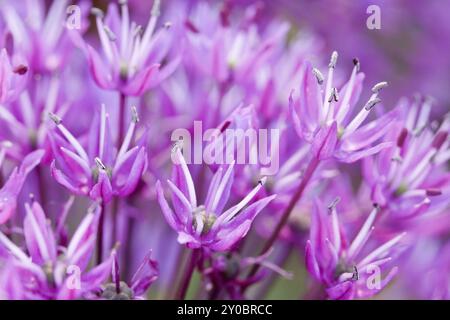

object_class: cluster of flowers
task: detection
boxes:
[0,0,448,300]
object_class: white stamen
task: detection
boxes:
[219,177,268,225]
[328,197,341,250]
[322,52,338,121]
[120,0,130,57]
[116,107,139,164]
[358,232,406,267]
[210,161,235,213]
[50,113,89,162]
[413,96,433,135]
[347,205,379,259]
[343,94,380,137]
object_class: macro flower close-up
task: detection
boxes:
[0,0,449,306]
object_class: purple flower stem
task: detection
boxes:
[246,156,320,280]
[96,201,106,264]
[114,92,126,267]
[176,249,200,300]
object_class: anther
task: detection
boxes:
[351,266,359,281]
[219,121,231,133]
[328,197,341,210]
[131,106,139,123]
[87,201,102,214]
[258,177,268,186]
[13,65,28,75]
[48,112,62,125]
[353,58,360,72]
[328,87,339,103]
[185,20,199,33]
[312,67,324,84]
[364,97,381,111]
[397,128,408,148]
[432,131,448,150]
[391,155,403,163]
[133,25,143,37]
[118,0,128,5]
[95,157,107,171]
[426,189,442,196]
[91,7,104,18]
[104,26,117,41]
[171,140,183,154]
[371,81,388,93]
[328,51,338,69]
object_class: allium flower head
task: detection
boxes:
[0,201,112,299]
[83,0,178,96]
[184,2,288,85]
[364,97,450,220]
[1,0,89,73]
[156,148,275,252]
[305,198,406,299]
[290,52,397,162]
[49,105,147,203]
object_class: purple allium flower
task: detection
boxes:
[0,0,449,301]
[0,201,112,299]
[0,75,73,160]
[184,1,288,86]
[156,148,275,251]
[363,97,450,221]
[202,250,292,299]
[305,199,406,299]
[0,0,89,74]
[49,105,147,203]
[0,149,44,224]
[81,0,178,96]
[290,52,397,162]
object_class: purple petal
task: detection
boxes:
[23,202,57,265]
[123,64,160,96]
